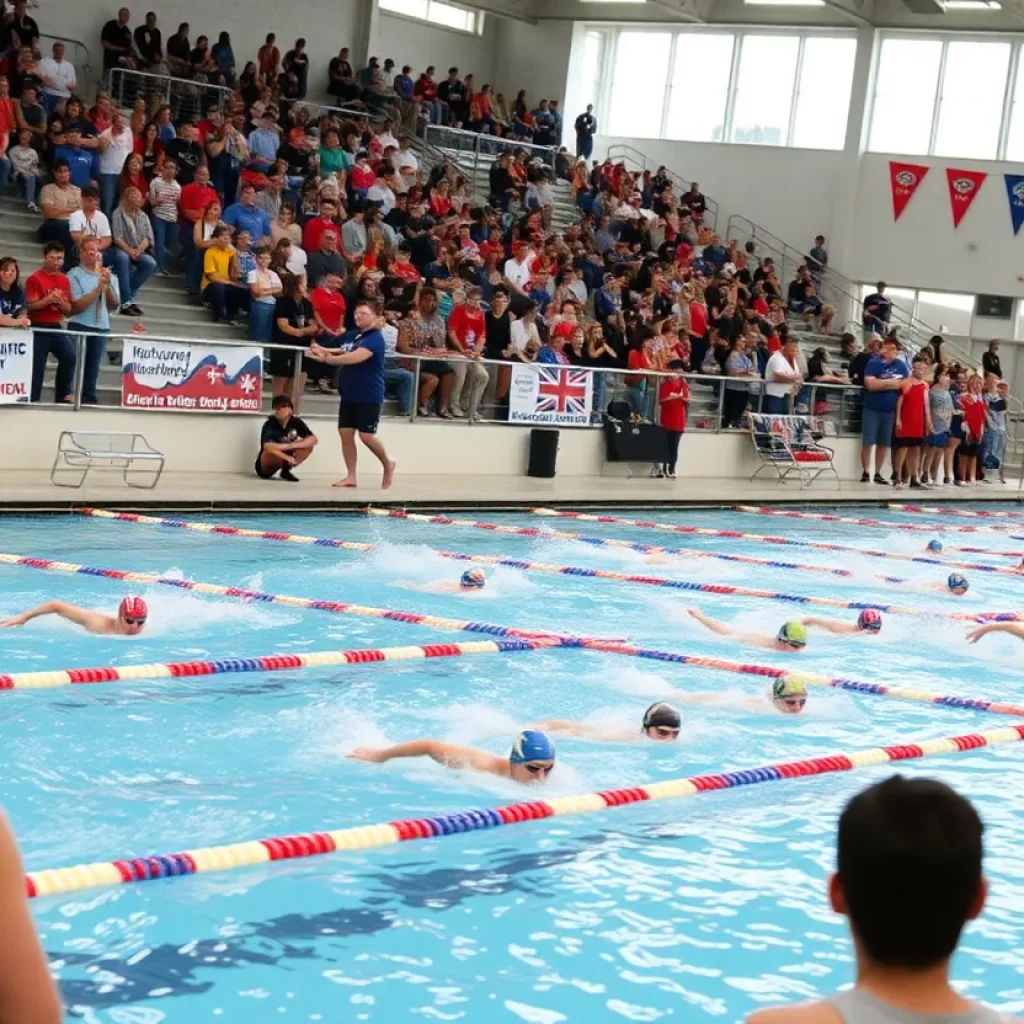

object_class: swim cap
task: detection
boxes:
[460,568,486,589]
[510,729,556,764]
[772,676,808,701]
[927,539,943,553]
[119,595,147,621]
[642,702,682,731]
[857,608,882,633]
[947,573,969,593]
[776,621,807,649]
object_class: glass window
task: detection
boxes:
[665,33,734,143]
[380,0,429,16]
[791,37,857,150]
[1005,47,1024,161]
[607,32,673,138]
[933,41,1010,159]
[379,0,477,31]
[917,291,975,336]
[730,35,799,146]
[868,38,942,155]
[580,30,605,111]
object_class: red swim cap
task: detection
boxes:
[119,596,148,621]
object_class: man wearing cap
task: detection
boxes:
[1,596,148,635]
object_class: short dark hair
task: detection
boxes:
[81,185,99,201]
[53,159,70,171]
[448,67,458,74]
[877,281,886,290]
[42,241,64,256]
[837,776,983,969]
[271,394,293,411]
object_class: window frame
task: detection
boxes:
[378,0,483,37]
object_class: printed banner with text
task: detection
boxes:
[508,364,593,427]
[946,168,987,229]
[121,340,263,412]
[0,327,32,403]
[889,161,929,221]
[1005,174,1024,235]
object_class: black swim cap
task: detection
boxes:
[642,702,682,731]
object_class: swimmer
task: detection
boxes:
[348,728,555,783]
[927,539,944,554]
[687,607,807,653]
[634,678,809,716]
[923,572,969,596]
[395,568,488,595]
[536,702,683,743]
[801,609,883,636]
[966,621,1024,644]
[0,595,148,636]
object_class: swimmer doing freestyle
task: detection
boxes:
[349,729,556,783]
[395,569,487,595]
[687,607,808,652]
[800,609,883,636]
[1,595,148,635]
[537,702,683,743]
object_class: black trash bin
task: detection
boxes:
[527,428,559,478]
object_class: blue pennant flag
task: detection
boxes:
[1005,174,1024,235]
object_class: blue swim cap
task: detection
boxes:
[948,573,969,593]
[460,568,486,589]
[510,729,556,764]
[927,539,943,553]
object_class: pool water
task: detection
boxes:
[2,505,1024,1023]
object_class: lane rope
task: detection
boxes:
[0,638,546,690]
[733,505,1024,537]
[529,507,1024,567]
[73,508,1000,609]
[26,723,1024,898]
[888,503,1024,523]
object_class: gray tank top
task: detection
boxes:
[831,990,1014,1024]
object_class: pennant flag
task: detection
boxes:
[1005,174,1024,235]
[889,161,929,221]
[946,168,987,229]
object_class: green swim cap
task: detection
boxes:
[776,621,807,649]
[773,675,808,700]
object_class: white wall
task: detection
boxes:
[492,20,574,112]
[374,14,497,86]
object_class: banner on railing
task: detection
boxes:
[121,340,263,412]
[0,328,32,403]
[508,364,592,427]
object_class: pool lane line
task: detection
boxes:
[888,503,1024,522]
[0,638,548,690]
[734,505,1024,537]
[25,722,1024,899]
[529,507,1024,565]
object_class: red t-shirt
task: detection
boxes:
[350,165,375,191]
[895,379,928,439]
[688,300,707,338]
[393,259,421,284]
[304,217,339,253]
[415,77,437,101]
[310,287,346,334]
[179,182,218,223]
[25,269,71,326]
[753,297,770,317]
[659,377,689,432]
[429,194,452,219]
[960,394,986,442]
[447,303,486,352]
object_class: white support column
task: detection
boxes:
[353,0,381,72]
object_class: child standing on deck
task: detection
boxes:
[957,373,986,486]
[658,358,690,479]
[893,355,931,490]
[981,375,1008,484]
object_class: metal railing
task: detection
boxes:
[605,143,719,232]
[425,123,558,192]
[38,33,93,102]
[107,67,234,123]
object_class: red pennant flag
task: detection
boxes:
[889,161,929,221]
[946,168,987,228]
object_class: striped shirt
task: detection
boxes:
[149,177,182,222]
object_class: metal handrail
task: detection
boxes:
[107,67,234,118]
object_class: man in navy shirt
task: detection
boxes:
[307,299,396,491]
[860,335,907,484]
[862,281,891,338]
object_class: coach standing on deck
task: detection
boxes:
[307,299,396,491]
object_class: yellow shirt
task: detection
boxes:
[201,246,235,291]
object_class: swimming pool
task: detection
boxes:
[3,504,1024,1022]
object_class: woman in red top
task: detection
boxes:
[957,373,986,485]
[893,357,932,489]
[625,335,653,418]
[658,358,690,479]
[120,153,148,203]
[686,288,708,370]
[429,180,453,219]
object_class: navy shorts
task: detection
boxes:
[861,407,895,448]
[338,400,382,434]
[927,431,949,448]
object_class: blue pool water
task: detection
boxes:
[2,505,1024,1023]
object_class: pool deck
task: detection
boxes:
[2,469,1022,512]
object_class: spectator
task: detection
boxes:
[282,38,309,100]
[211,32,235,86]
[247,244,283,344]
[531,99,556,146]
[862,281,891,338]
[7,126,40,210]
[188,35,224,86]
[763,335,803,415]
[110,185,156,315]
[414,66,443,124]
[37,160,81,253]
[892,355,932,489]
[25,243,75,403]
[574,104,596,159]
[201,223,244,324]
[957,373,986,486]
[342,201,369,264]
[179,167,218,293]
[447,285,489,419]
[165,22,191,78]
[272,271,318,403]
[807,233,827,289]
[0,253,30,335]
[308,269,346,394]
[67,236,120,404]
[328,46,359,102]
[164,121,203,185]
[101,7,136,74]
[223,181,271,246]
[982,340,1001,378]
[302,195,341,254]
[133,11,164,71]
[307,228,346,290]
[0,0,39,54]
[926,365,954,487]
[94,110,133,217]
[658,359,689,479]
[982,376,1009,484]
[681,181,706,220]
[437,67,466,126]
[256,393,317,481]
[37,41,76,118]
[397,286,454,416]
[147,158,180,274]
[723,334,758,428]
[120,152,147,198]
[271,202,302,248]
[52,124,97,190]
[860,335,908,484]
[257,33,280,86]
[394,65,417,131]
[15,83,46,148]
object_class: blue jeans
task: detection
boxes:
[576,134,593,159]
[249,300,275,342]
[69,323,109,404]
[105,248,157,305]
[152,217,176,272]
[626,381,648,417]
[99,173,120,218]
[982,428,1007,470]
[16,173,37,203]
[182,226,202,292]
[763,394,790,415]
[590,370,605,420]
[385,361,414,416]
[203,282,246,322]
[31,329,76,402]
[0,155,10,189]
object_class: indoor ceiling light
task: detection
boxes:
[942,1,1002,8]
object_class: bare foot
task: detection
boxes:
[332,477,358,488]
[382,460,396,490]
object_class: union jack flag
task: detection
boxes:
[535,367,589,415]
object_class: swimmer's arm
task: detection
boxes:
[687,608,732,635]
[533,718,602,737]
[349,740,505,775]
[800,617,856,635]
[967,622,1024,644]
[0,813,63,1024]
[0,600,92,629]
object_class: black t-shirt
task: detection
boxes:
[277,142,311,178]
[384,206,409,233]
[166,33,190,62]
[808,355,827,380]
[787,280,806,305]
[260,413,312,448]
[134,26,162,63]
[438,80,465,108]
[982,351,1002,378]
[0,285,26,318]
[0,13,38,52]
[329,57,353,83]
[682,192,705,215]
[284,49,309,74]
[484,309,513,360]
[274,296,315,345]
[164,139,203,184]
[306,250,346,289]
[102,19,134,71]
[848,351,871,388]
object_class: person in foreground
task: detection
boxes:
[688,607,807,652]
[396,568,488,594]
[745,775,1016,1024]
[256,394,318,481]
[536,702,683,742]
[801,610,883,636]
[349,729,556,783]
[1,595,147,635]
[306,299,396,490]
